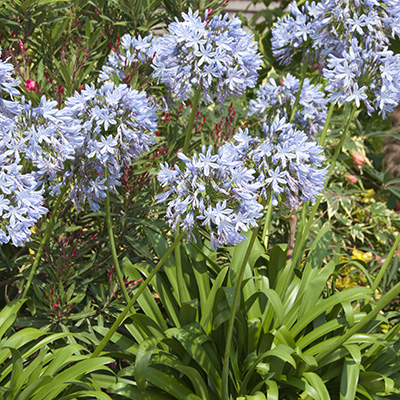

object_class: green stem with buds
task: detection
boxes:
[21,185,69,299]
[91,231,185,358]
[105,167,130,303]
[221,226,261,399]
[182,88,202,155]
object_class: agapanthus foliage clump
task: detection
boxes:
[223,117,328,208]
[99,34,154,83]
[156,145,263,249]
[152,8,262,104]
[271,0,400,116]
[60,82,157,211]
[248,73,327,138]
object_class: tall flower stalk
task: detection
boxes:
[91,231,185,358]
[105,167,130,303]
[21,185,68,299]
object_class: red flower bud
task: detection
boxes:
[352,151,365,165]
[346,174,357,184]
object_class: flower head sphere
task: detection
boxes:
[272,0,400,66]
[272,1,400,115]
[151,8,262,105]
[0,55,73,246]
[156,145,263,250]
[99,34,155,83]
[221,118,328,208]
[61,82,157,211]
[248,73,328,138]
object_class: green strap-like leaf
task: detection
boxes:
[135,336,163,392]
[340,357,360,400]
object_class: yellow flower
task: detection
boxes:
[352,248,374,262]
[361,189,374,202]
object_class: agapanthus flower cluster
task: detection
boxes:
[323,40,400,117]
[222,117,328,208]
[0,54,49,246]
[99,34,154,83]
[248,73,327,138]
[271,0,400,116]
[0,159,47,246]
[272,0,400,65]
[0,50,21,118]
[152,8,262,104]
[1,96,84,182]
[156,145,263,249]
[60,82,157,211]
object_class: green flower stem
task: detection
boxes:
[315,276,400,366]
[261,196,273,250]
[105,167,130,303]
[279,105,357,298]
[319,103,335,146]
[221,226,260,400]
[289,54,309,123]
[91,231,185,358]
[372,232,400,291]
[182,88,202,155]
[21,185,69,299]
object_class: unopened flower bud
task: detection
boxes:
[346,174,357,184]
[352,151,365,165]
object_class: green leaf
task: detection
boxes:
[200,267,228,331]
[0,300,26,339]
[31,357,114,400]
[135,336,163,392]
[166,324,221,394]
[340,358,360,400]
[147,367,201,400]
[303,372,331,400]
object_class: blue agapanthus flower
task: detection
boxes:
[156,145,263,249]
[99,34,154,83]
[222,118,328,208]
[271,0,400,116]
[323,41,400,117]
[272,0,400,66]
[0,53,49,246]
[1,95,84,182]
[60,82,157,211]
[0,50,21,119]
[151,8,262,104]
[248,73,328,138]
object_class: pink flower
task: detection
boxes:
[25,79,36,91]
